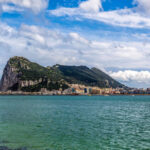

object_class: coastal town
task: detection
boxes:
[1,56,149,96]
[0,84,150,95]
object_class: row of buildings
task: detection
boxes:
[1,84,150,95]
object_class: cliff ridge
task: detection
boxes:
[0,56,125,92]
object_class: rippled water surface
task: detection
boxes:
[0,96,150,150]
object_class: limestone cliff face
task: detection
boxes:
[0,61,44,91]
[0,62,20,91]
[0,56,68,92]
[20,79,43,88]
[0,56,125,92]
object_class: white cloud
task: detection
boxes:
[50,0,150,28]
[110,70,150,84]
[0,0,48,13]
[79,0,102,13]
[1,4,23,12]
[134,0,150,14]
[1,22,150,86]
[51,0,102,16]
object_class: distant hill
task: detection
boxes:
[0,56,125,92]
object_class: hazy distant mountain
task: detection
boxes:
[0,56,125,92]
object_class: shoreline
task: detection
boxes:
[0,93,150,96]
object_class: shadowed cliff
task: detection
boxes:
[0,56,125,92]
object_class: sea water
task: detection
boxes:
[0,96,150,150]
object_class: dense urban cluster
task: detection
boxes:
[1,84,150,95]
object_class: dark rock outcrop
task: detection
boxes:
[0,56,125,92]
[0,62,20,91]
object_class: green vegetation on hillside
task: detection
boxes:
[57,65,124,88]
[3,56,124,91]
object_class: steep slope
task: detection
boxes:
[0,56,125,92]
[57,65,124,88]
[0,57,68,92]
[0,60,20,91]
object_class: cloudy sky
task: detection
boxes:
[0,0,150,88]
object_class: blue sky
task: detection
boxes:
[1,0,150,88]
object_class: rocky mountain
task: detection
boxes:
[0,56,125,92]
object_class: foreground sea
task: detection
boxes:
[0,96,150,150]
